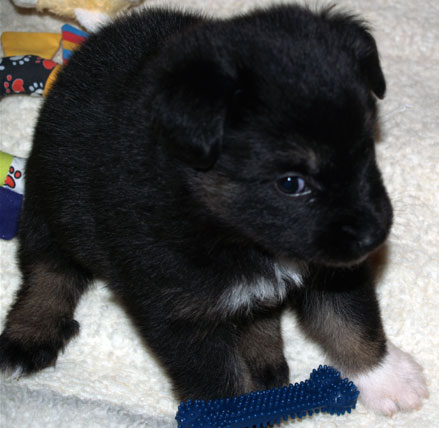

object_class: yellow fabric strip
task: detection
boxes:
[43,64,63,97]
[62,40,82,52]
[1,32,61,58]
[0,152,13,186]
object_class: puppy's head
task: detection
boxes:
[153,6,392,267]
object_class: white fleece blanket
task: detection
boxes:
[0,0,438,427]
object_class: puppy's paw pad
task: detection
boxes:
[352,342,428,415]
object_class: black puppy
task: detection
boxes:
[0,5,427,415]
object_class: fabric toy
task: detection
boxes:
[11,0,143,32]
[0,27,89,239]
[61,24,89,64]
[0,26,89,98]
[176,365,359,428]
[1,31,61,58]
[0,151,25,240]
[0,55,59,97]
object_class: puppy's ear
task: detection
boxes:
[327,11,386,99]
[155,55,237,169]
[351,29,386,99]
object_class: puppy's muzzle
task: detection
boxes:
[342,222,388,254]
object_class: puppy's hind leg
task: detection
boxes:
[0,212,92,376]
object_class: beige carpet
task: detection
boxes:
[1,0,438,426]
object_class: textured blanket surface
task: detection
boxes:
[0,0,438,427]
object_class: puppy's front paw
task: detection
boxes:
[351,342,428,416]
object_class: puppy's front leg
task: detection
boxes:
[238,312,289,390]
[132,314,253,400]
[292,262,428,415]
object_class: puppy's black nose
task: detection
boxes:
[342,225,386,253]
[357,231,384,252]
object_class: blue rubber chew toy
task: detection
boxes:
[175,365,359,428]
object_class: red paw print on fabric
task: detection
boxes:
[3,75,24,94]
[43,59,57,70]
[5,166,22,189]
[35,57,57,70]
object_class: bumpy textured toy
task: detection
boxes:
[176,365,359,428]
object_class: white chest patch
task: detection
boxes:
[218,258,304,315]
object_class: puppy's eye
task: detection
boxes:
[276,175,310,196]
